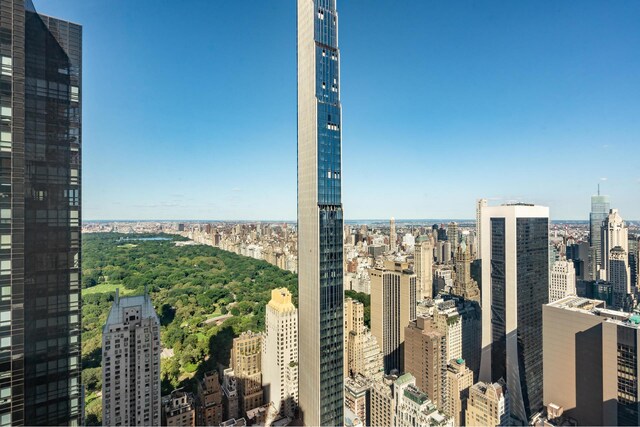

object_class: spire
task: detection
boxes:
[115,287,120,306]
[598,183,600,196]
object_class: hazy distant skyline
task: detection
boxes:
[37,0,640,221]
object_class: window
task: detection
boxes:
[0,236,9,250]
[0,106,10,121]
[70,86,79,102]
[0,132,10,152]
[0,260,9,275]
[0,56,11,76]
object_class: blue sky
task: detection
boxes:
[36,0,640,221]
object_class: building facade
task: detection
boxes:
[297,0,344,424]
[466,380,509,427]
[601,208,628,281]
[414,239,434,301]
[479,204,549,423]
[476,199,488,260]
[549,260,576,303]
[262,288,298,418]
[445,359,474,426]
[404,317,445,409]
[609,246,633,311]
[543,296,640,426]
[394,373,453,427]
[162,390,196,427]
[370,260,417,373]
[102,291,161,426]
[197,371,224,426]
[231,331,264,416]
[344,375,370,426]
[0,1,82,424]
[221,368,240,421]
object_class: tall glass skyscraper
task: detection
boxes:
[0,1,82,425]
[590,187,610,274]
[297,0,344,425]
[479,204,549,424]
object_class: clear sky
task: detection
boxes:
[36,0,640,221]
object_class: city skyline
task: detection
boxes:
[33,0,640,221]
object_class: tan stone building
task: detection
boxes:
[231,331,264,416]
[344,297,365,378]
[403,316,445,409]
[414,239,434,300]
[370,260,417,373]
[344,297,383,381]
[197,371,224,426]
[369,375,397,427]
[466,380,509,427]
[162,389,196,427]
[445,359,474,426]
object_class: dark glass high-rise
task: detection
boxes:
[0,0,82,424]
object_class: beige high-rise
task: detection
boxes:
[344,297,365,378]
[370,260,417,373]
[403,317,445,409]
[415,239,434,300]
[390,217,397,252]
[445,359,474,426]
[197,371,224,426]
[231,331,264,416]
[453,244,480,303]
[262,289,298,418]
[344,297,383,380]
[543,296,640,426]
[475,199,487,260]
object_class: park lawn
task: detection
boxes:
[83,283,136,296]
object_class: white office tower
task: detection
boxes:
[394,374,453,427]
[262,288,298,418]
[549,260,576,303]
[476,199,488,259]
[414,239,434,300]
[479,204,549,424]
[102,289,161,426]
[600,208,628,280]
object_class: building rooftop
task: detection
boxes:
[104,289,158,330]
[404,385,429,405]
[547,296,639,328]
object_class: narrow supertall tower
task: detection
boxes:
[297,0,344,425]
